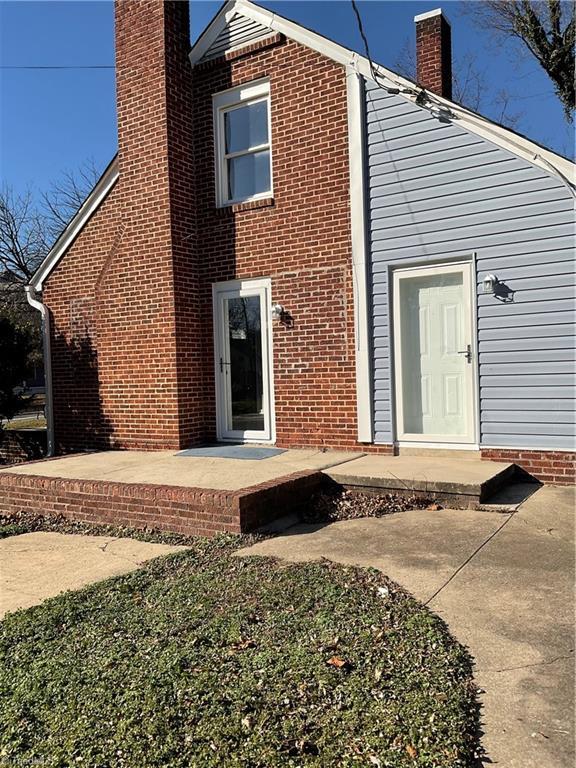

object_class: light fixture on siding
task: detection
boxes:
[482,274,499,294]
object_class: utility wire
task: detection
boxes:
[351,0,573,189]
[350,0,415,97]
[0,65,114,70]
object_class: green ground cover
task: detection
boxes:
[0,534,479,767]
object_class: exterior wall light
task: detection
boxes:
[482,274,499,294]
[271,303,284,319]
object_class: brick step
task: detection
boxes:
[0,470,325,536]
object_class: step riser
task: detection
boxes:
[336,483,483,510]
[324,463,518,510]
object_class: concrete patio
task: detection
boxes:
[0,447,523,535]
[0,448,361,490]
[0,448,360,536]
[237,485,575,768]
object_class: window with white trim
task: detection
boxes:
[213,79,272,207]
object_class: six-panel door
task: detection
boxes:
[393,263,476,444]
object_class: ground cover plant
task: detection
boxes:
[0,510,203,544]
[0,535,480,767]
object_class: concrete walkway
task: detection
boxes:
[237,485,575,768]
[0,532,186,618]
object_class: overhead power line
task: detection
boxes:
[350,0,413,96]
[0,65,114,70]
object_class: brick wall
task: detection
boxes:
[191,36,360,449]
[42,4,371,454]
[481,449,576,486]
[0,470,325,535]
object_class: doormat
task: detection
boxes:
[176,445,287,460]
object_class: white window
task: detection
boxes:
[213,79,272,207]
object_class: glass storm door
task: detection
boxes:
[393,263,476,444]
[213,279,274,442]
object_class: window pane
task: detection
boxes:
[227,296,264,432]
[224,101,268,154]
[227,150,271,201]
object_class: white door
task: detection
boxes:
[213,279,275,443]
[393,263,476,444]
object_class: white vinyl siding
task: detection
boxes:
[198,13,273,63]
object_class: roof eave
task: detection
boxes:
[190,0,575,185]
[28,155,120,292]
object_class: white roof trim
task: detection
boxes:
[29,157,119,291]
[191,0,574,185]
[189,2,246,65]
[414,9,450,25]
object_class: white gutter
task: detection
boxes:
[25,286,54,457]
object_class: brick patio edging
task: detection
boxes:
[481,449,576,486]
[0,470,326,536]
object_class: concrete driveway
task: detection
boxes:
[0,532,186,618]
[237,485,575,768]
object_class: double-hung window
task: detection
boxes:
[213,79,272,207]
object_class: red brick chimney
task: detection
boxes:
[414,8,452,99]
[109,1,202,448]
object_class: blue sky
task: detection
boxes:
[1,0,573,203]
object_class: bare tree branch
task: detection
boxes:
[0,161,102,286]
[461,0,575,120]
[0,189,48,282]
[0,162,103,397]
[394,39,523,128]
[41,159,101,242]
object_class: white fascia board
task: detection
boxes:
[190,0,357,68]
[237,0,355,66]
[195,1,574,187]
[189,1,243,65]
[29,157,119,291]
[355,57,575,186]
[346,67,372,444]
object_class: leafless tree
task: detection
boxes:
[0,189,48,284]
[461,0,575,120]
[0,160,101,286]
[42,159,101,242]
[0,162,102,373]
[395,42,523,128]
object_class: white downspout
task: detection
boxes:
[25,285,55,457]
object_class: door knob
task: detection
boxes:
[457,345,472,363]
